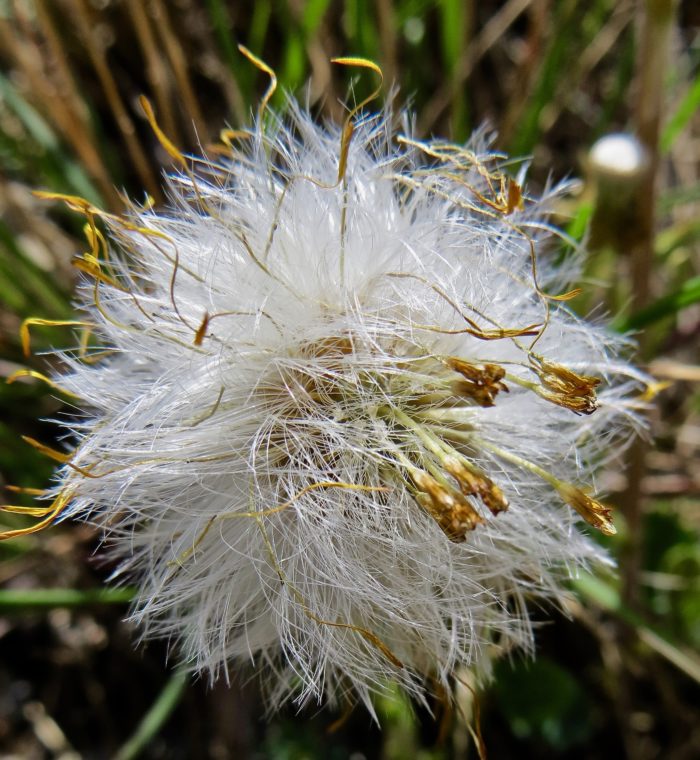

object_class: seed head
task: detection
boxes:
[6,97,647,715]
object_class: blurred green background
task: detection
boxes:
[0,1,698,758]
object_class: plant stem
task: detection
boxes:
[619,0,675,612]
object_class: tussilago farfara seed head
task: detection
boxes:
[3,58,648,715]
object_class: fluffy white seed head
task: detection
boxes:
[36,101,645,714]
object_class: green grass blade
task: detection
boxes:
[0,73,102,204]
[508,0,578,155]
[439,0,470,139]
[301,0,332,35]
[345,0,379,58]
[0,220,72,318]
[439,0,464,73]
[661,71,700,153]
[114,667,189,760]
[0,586,136,610]
[281,34,307,91]
[616,276,700,331]
[248,0,272,55]
[574,574,700,685]
[204,0,249,102]
[659,181,700,211]
[655,217,700,257]
[204,0,239,73]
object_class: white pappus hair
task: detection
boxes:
[18,98,647,716]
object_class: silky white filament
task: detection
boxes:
[38,101,645,715]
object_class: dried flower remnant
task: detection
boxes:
[2,61,647,713]
[530,355,601,415]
